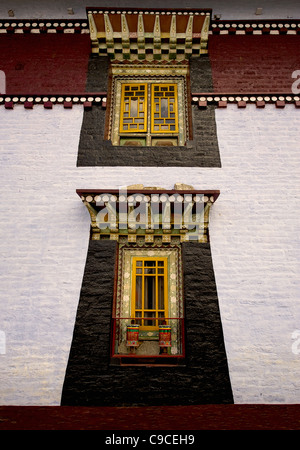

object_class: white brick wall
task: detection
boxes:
[0,104,299,404]
[212,105,300,403]
[0,106,88,405]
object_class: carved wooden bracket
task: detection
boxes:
[87,7,211,60]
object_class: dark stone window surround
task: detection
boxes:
[77,55,221,167]
[61,240,233,406]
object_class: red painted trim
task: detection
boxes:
[86,6,212,14]
[0,34,91,94]
[76,189,220,199]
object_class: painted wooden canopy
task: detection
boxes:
[77,185,219,243]
[87,7,211,60]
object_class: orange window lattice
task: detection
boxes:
[151,84,178,133]
[119,83,178,134]
[131,257,168,330]
[120,83,147,133]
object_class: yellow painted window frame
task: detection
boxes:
[131,256,168,331]
[151,83,179,134]
[119,83,147,133]
[119,82,179,135]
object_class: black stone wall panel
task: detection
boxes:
[61,241,233,406]
[77,55,221,167]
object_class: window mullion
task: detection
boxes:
[155,263,158,328]
[146,83,151,146]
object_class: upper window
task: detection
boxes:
[120,83,147,134]
[150,84,178,134]
[118,82,179,147]
[108,62,190,148]
[132,256,168,331]
[120,83,178,136]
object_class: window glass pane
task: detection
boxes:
[135,276,142,310]
[135,311,142,326]
[144,312,155,327]
[160,98,168,118]
[158,276,164,310]
[130,99,138,118]
[144,276,155,309]
[144,261,155,266]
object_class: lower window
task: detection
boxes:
[111,246,185,363]
[132,257,168,331]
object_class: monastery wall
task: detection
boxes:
[0,102,299,404]
[0,0,299,407]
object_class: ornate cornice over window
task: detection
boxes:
[77,184,219,243]
[87,7,211,60]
